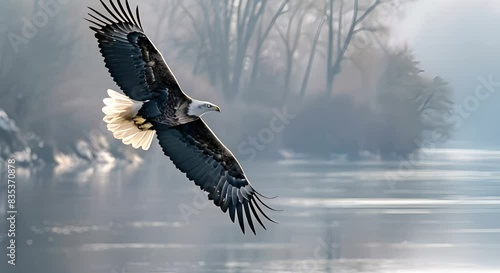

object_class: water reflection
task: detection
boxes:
[1,148,500,273]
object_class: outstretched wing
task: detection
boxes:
[154,119,277,234]
[86,0,183,101]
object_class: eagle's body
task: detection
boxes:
[87,0,275,234]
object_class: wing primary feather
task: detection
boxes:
[84,18,104,27]
[231,187,238,206]
[243,201,256,235]
[227,186,236,222]
[254,190,279,199]
[117,0,133,24]
[220,181,230,206]
[89,26,104,33]
[88,6,116,24]
[214,175,227,206]
[237,189,245,203]
[253,199,279,224]
[240,187,251,201]
[136,6,143,29]
[221,197,228,213]
[109,0,128,22]
[255,194,282,212]
[125,0,139,26]
[228,205,236,223]
[236,203,245,234]
[100,0,123,23]
[249,199,266,230]
[108,18,128,33]
[87,13,108,25]
[241,186,251,199]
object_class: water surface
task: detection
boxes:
[1,149,500,273]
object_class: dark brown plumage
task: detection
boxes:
[87,0,277,234]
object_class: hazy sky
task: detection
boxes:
[393,0,500,148]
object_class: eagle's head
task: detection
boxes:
[187,99,221,117]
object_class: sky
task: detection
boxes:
[392,0,500,149]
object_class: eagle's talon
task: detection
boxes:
[138,122,153,131]
[133,116,146,125]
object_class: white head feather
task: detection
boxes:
[187,99,221,117]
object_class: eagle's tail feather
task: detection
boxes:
[102,89,155,150]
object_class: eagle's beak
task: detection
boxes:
[215,106,221,112]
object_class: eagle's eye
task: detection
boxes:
[206,104,212,108]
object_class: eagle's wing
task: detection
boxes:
[86,0,183,101]
[154,119,277,234]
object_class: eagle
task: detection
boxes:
[86,0,277,234]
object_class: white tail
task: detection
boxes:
[102,89,155,150]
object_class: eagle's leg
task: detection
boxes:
[139,123,154,130]
[133,116,146,124]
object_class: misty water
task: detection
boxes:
[2,148,500,273]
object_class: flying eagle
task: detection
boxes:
[86,0,277,234]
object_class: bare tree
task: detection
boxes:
[249,0,288,87]
[324,0,383,97]
[181,0,288,99]
[300,13,326,97]
[275,1,312,99]
[279,0,408,98]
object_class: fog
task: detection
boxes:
[1,1,500,273]
[394,0,500,149]
[0,0,457,162]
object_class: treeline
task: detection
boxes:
[0,0,452,160]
